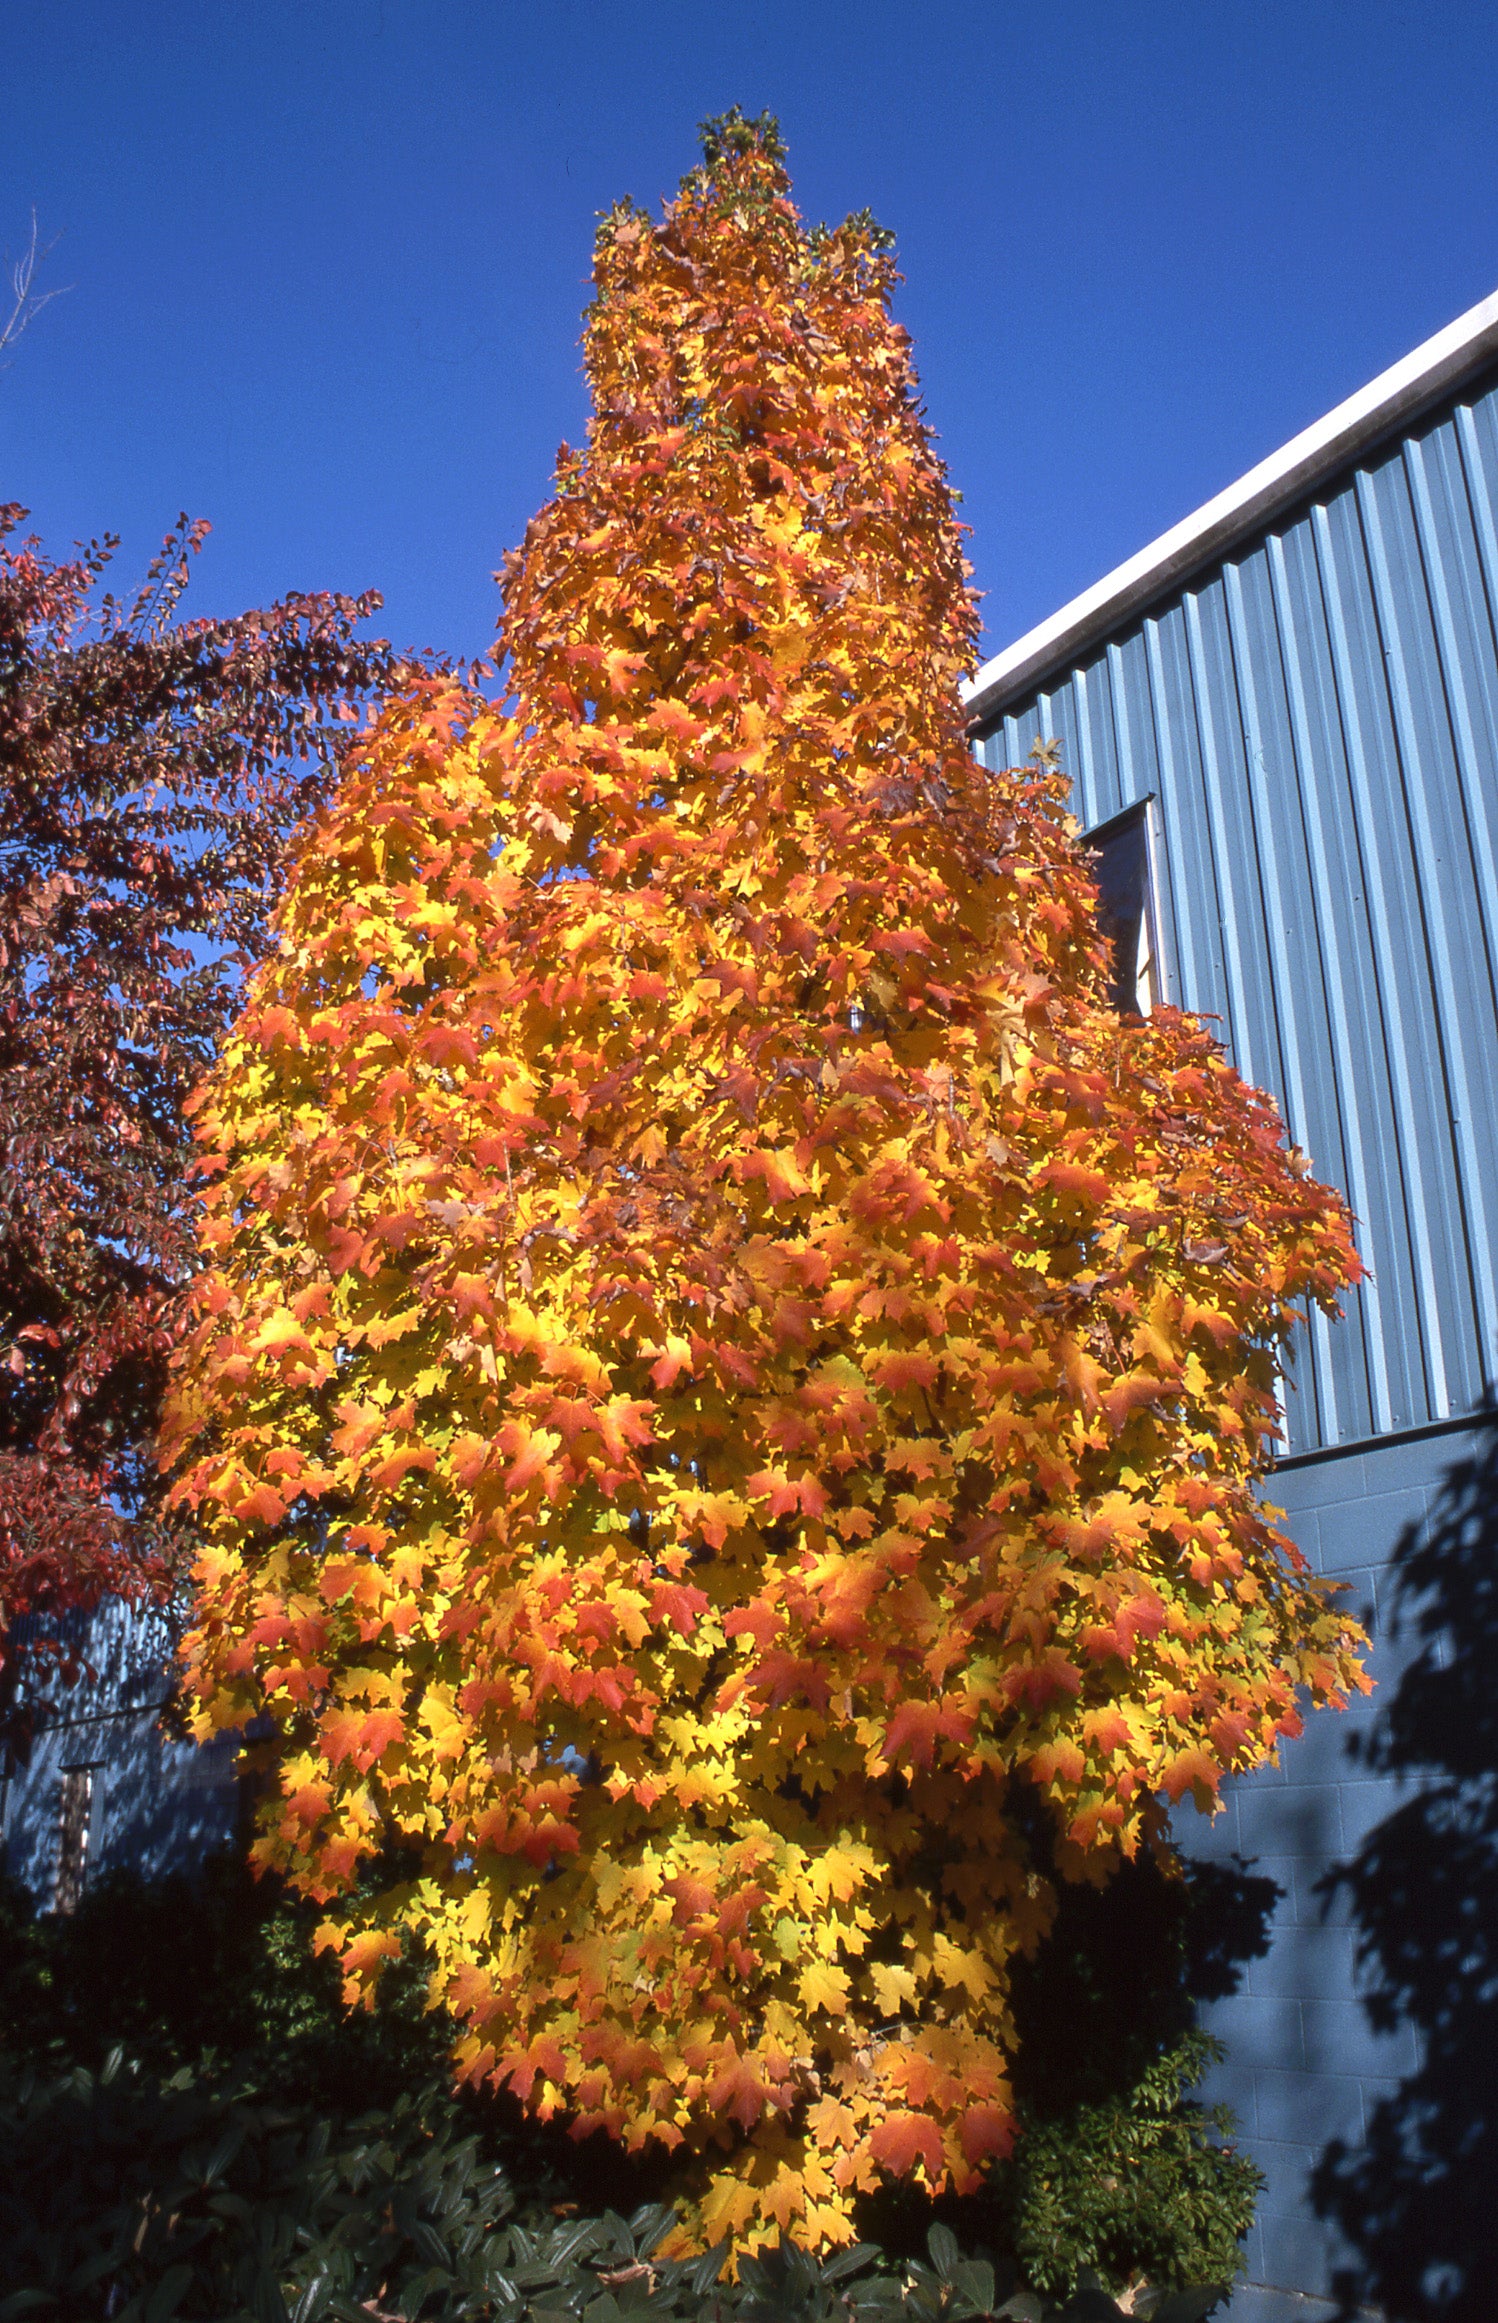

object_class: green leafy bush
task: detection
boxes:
[0,1855,452,2112]
[996,2037,1260,2301]
[0,2046,1226,2323]
[0,1861,1248,2318]
[0,2049,516,2320]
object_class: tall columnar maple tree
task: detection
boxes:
[166,115,1366,2245]
[0,507,401,1726]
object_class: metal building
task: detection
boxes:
[966,287,1498,2323]
[0,1598,242,1908]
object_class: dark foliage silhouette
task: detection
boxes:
[1005,1835,1279,2119]
[1314,1413,1498,2322]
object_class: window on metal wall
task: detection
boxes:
[1084,799,1162,1017]
[54,1766,95,1915]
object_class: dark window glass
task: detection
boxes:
[1085,799,1160,1016]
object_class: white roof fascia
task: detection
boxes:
[962,283,1498,730]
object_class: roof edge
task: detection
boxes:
[962,283,1498,731]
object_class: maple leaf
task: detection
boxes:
[959,2101,1014,2167]
[882,1699,974,1771]
[868,2111,945,2182]
[709,2048,769,2131]
[320,1705,406,1772]
[799,1959,851,2014]
[1160,1745,1227,1804]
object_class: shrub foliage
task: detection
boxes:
[0,2042,1229,2323]
[0,1853,1260,2310]
[998,2034,1257,2300]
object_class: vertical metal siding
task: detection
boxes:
[976,372,1498,1454]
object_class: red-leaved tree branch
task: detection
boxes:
[0,505,412,1730]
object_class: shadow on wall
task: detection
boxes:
[1314,1411,1498,2323]
[1005,1840,1281,2118]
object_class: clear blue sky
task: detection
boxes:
[4,1,1497,673]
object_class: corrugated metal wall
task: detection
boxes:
[975,371,1498,1457]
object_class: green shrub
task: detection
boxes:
[0,2046,1228,2323]
[996,2036,1260,2301]
[0,2049,516,2320]
[0,1862,1247,2318]
[0,1854,452,2112]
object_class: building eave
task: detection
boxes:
[962,283,1498,731]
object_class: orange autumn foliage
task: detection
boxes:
[164,113,1367,2248]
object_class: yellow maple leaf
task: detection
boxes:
[798,1959,851,2016]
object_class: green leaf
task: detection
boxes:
[952,2258,996,2314]
[201,2123,247,2184]
[410,2218,452,2270]
[1057,2291,1130,2322]
[142,2269,195,2323]
[688,2241,730,2294]
[927,2224,962,2283]
[628,2201,678,2258]
[823,2242,881,2284]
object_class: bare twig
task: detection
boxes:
[1,208,70,368]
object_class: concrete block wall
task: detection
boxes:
[1177,1417,1494,2322]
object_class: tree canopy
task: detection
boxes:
[165,113,1366,2247]
[0,507,399,1725]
